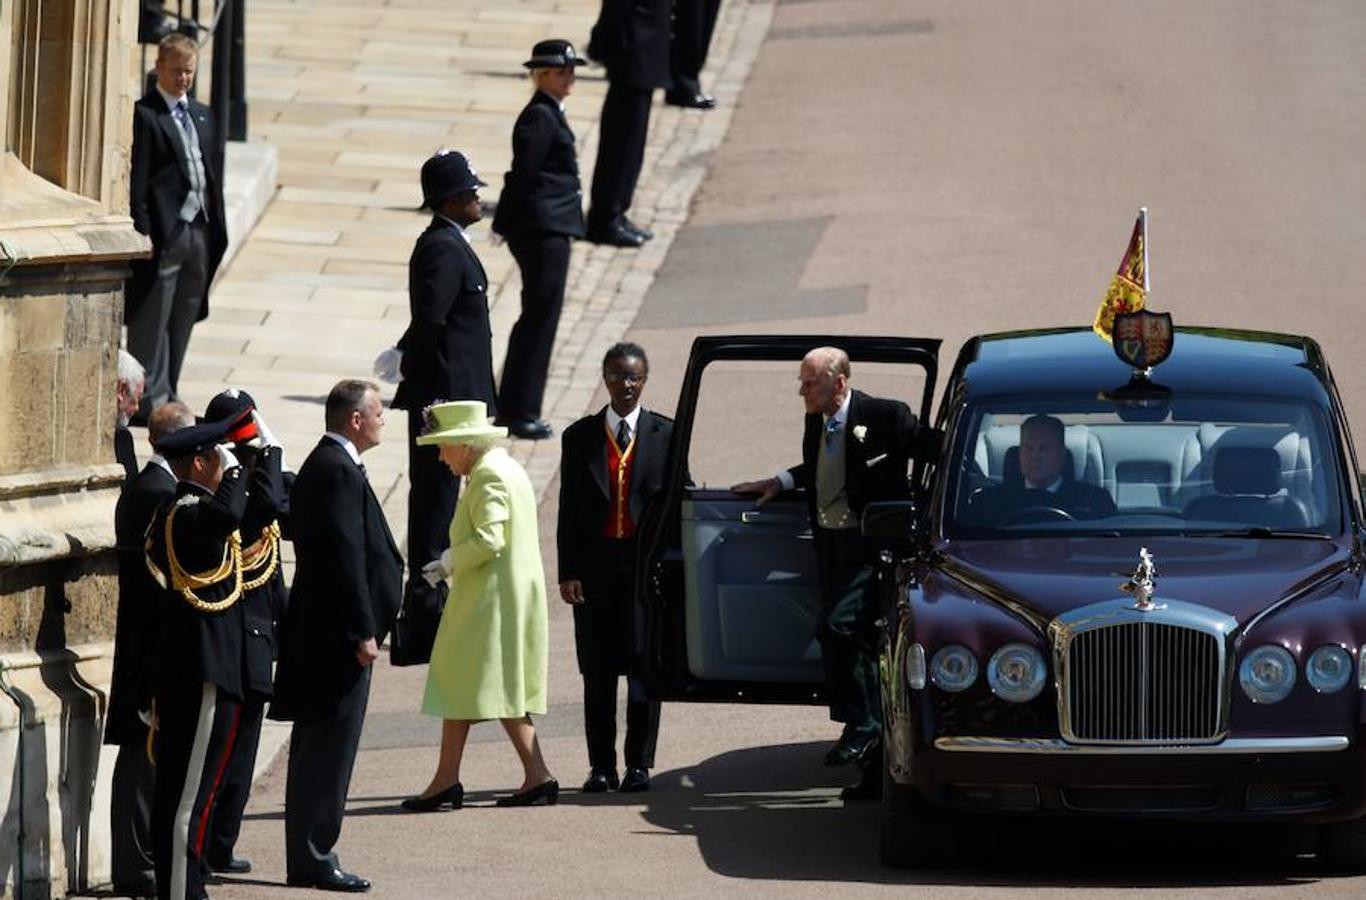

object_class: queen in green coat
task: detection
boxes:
[400,401,558,812]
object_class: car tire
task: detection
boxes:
[879,758,956,868]
[1320,816,1366,871]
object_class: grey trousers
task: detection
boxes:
[127,220,208,412]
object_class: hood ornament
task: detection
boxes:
[1121,547,1165,612]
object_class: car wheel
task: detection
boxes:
[879,759,956,868]
[1320,815,1366,871]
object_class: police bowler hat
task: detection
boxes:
[420,150,487,209]
[523,39,588,69]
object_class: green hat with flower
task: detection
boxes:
[416,400,507,445]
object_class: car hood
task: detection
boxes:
[935,536,1353,626]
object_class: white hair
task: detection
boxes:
[117,349,145,386]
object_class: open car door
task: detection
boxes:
[634,335,940,703]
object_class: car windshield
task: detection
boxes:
[944,393,1346,539]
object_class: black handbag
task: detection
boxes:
[389,581,446,666]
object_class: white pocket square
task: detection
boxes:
[865,453,888,467]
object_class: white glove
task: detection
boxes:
[215,444,240,471]
[251,410,281,449]
[420,549,452,587]
[373,346,404,384]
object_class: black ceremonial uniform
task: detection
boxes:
[493,90,586,426]
[392,217,496,647]
[146,465,248,900]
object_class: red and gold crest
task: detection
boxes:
[1112,310,1173,369]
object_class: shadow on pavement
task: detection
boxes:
[637,742,1353,889]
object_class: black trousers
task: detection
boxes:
[813,527,881,734]
[497,233,571,422]
[127,218,208,413]
[583,672,661,771]
[405,405,460,579]
[588,81,654,233]
[671,0,723,95]
[110,724,156,892]
[205,694,265,865]
[152,682,242,900]
[284,667,370,880]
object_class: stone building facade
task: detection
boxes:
[0,0,148,894]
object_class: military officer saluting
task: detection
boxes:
[144,415,264,900]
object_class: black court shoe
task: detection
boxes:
[496,778,560,807]
[400,782,464,812]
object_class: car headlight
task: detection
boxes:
[1240,645,1297,704]
[930,645,978,692]
[1306,645,1352,694]
[986,642,1046,703]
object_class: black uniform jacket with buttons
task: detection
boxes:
[786,389,932,527]
[146,465,248,711]
[493,91,586,241]
[238,445,287,699]
[107,460,178,746]
[557,407,673,674]
[270,438,403,722]
[392,218,497,413]
[127,89,229,323]
[588,0,673,90]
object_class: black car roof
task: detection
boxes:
[955,326,1332,403]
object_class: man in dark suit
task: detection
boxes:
[492,39,589,440]
[127,32,229,417]
[734,346,930,770]
[585,0,672,247]
[115,349,147,483]
[392,151,495,662]
[667,0,722,109]
[108,401,194,898]
[144,415,255,900]
[271,380,402,894]
[558,343,670,794]
[968,414,1118,524]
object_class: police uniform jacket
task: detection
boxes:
[270,438,403,721]
[558,407,672,674]
[392,218,497,412]
[106,459,177,746]
[787,390,928,528]
[588,0,673,91]
[237,446,287,698]
[492,91,586,241]
[146,466,248,711]
[127,89,229,323]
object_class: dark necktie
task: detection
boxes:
[616,419,631,452]
[174,101,193,135]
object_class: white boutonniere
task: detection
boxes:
[852,424,868,443]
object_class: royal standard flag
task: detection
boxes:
[1093,210,1147,343]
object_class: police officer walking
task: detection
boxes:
[491,39,589,441]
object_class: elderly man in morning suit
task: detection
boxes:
[734,347,932,779]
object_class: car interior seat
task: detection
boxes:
[1183,446,1310,528]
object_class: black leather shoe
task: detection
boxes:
[586,223,645,248]
[823,730,879,767]
[621,217,654,241]
[582,768,619,793]
[208,855,252,874]
[665,90,717,110]
[286,868,371,893]
[400,781,463,812]
[619,767,651,793]
[497,418,553,440]
[496,778,560,807]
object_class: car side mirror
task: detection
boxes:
[862,500,918,544]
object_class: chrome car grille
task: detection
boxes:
[1063,621,1223,743]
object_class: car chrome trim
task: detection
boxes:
[934,736,1351,755]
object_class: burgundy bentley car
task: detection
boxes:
[634,328,1366,868]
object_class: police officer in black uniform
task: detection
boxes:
[392,151,496,662]
[492,39,589,441]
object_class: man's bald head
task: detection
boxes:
[148,401,196,445]
[798,346,851,416]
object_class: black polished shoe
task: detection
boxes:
[619,767,651,793]
[400,781,463,812]
[586,223,646,248]
[621,217,654,241]
[496,778,560,807]
[582,768,619,793]
[823,730,879,767]
[286,867,371,893]
[496,418,553,440]
[208,855,252,874]
[665,90,717,110]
